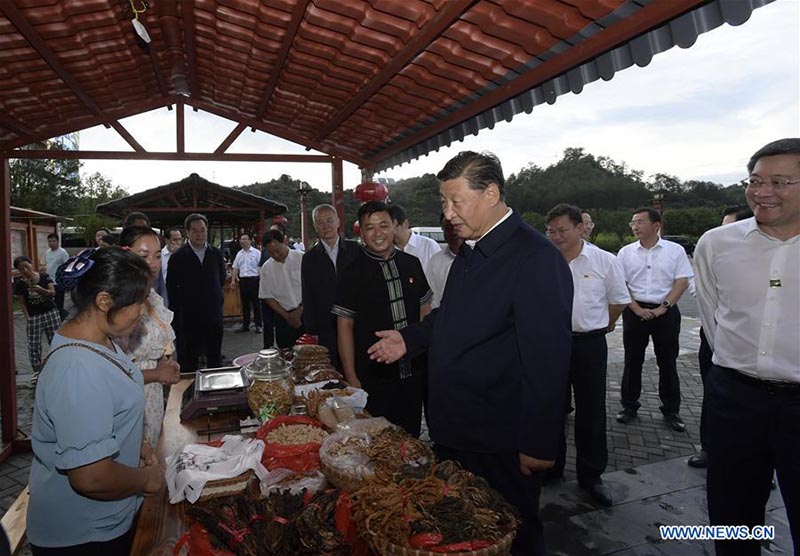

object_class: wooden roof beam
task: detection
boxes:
[4,149,333,163]
[3,1,107,126]
[109,121,146,153]
[314,0,477,142]
[214,123,246,154]
[364,0,707,165]
[181,0,199,95]
[255,0,311,119]
[156,0,191,96]
[0,114,33,137]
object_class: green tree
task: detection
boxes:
[9,137,82,215]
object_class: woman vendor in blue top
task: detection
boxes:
[26,247,165,556]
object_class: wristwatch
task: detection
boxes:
[661,300,671,308]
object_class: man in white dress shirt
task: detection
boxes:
[389,204,442,271]
[616,207,693,432]
[259,229,304,348]
[694,138,800,556]
[232,233,263,333]
[160,227,183,284]
[425,214,463,309]
[545,204,630,506]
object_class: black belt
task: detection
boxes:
[572,328,607,339]
[634,301,661,309]
[721,366,800,394]
[239,276,259,279]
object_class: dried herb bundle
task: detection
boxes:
[367,427,434,483]
[295,489,347,555]
[350,461,519,554]
[263,489,304,555]
[187,497,260,556]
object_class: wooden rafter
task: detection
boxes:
[2,1,106,125]
[147,45,169,98]
[214,123,246,154]
[181,0,199,95]
[313,0,477,142]
[364,0,707,164]
[109,121,146,153]
[0,113,33,137]
[4,149,332,162]
[255,0,311,120]
[176,99,185,153]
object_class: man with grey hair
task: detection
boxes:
[301,204,359,366]
[368,151,572,556]
[167,213,226,372]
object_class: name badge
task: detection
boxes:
[769,279,781,288]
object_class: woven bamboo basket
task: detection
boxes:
[319,457,373,492]
[370,531,515,556]
[197,469,254,501]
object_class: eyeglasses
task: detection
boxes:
[745,176,800,192]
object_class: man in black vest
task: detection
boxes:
[167,213,226,372]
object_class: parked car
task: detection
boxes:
[410,226,446,247]
[662,235,695,257]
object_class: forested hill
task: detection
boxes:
[235,147,746,243]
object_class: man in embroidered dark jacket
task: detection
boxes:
[369,151,572,556]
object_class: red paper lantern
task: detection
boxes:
[353,181,389,203]
[352,220,361,237]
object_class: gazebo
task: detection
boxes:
[96,172,288,241]
[0,0,774,461]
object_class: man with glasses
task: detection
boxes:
[616,208,693,432]
[544,204,629,506]
[694,138,800,555]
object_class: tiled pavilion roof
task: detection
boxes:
[0,0,772,171]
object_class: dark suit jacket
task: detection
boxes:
[166,243,226,324]
[402,211,573,459]
[301,237,360,355]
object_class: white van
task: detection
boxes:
[410,226,445,247]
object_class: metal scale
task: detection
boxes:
[180,366,250,422]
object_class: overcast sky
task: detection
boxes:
[80,0,799,195]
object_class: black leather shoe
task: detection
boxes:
[582,481,613,507]
[616,408,637,424]
[664,413,686,433]
[687,450,707,468]
[235,326,249,334]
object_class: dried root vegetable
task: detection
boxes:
[186,496,260,556]
[303,388,351,418]
[350,462,520,554]
[294,489,347,555]
[265,423,329,445]
[367,426,434,483]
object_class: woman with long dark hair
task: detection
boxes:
[27,247,164,556]
[118,225,180,447]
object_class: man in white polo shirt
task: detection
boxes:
[695,138,800,556]
[616,207,693,432]
[389,204,442,272]
[232,233,263,333]
[259,229,304,348]
[545,204,630,506]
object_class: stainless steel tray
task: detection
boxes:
[196,367,247,392]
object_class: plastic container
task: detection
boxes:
[245,349,294,421]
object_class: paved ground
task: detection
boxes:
[2,296,792,554]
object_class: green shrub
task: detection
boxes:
[594,232,622,253]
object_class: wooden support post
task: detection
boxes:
[331,158,345,235]
[0,158,19,445]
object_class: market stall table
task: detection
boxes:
[131,378,251,555]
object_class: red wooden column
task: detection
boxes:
[0,157,19,448]
[331,157,345,234]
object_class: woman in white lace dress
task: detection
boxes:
[118,226,181,447]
